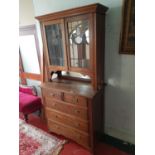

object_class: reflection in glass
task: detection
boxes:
[68,19,90,68]
[62,71,91,80]
[45,24,64,66]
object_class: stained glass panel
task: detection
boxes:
[45,24,64,66]
[68,19,90,68]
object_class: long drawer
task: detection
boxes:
[42,88,88,108]
[45,97,88,120]
[42,88,63,100]
[47,119,90,148]
[63,93,87,107]
[45,107,89,132]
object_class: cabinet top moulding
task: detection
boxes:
[35,3,108,21]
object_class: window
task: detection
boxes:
[19,25,41,86]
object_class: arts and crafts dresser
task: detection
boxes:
[36,3,108,154]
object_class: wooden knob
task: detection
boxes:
[55,125,59,129]
[77,135,81,139]
[50,93,55,96]
[75,110,80,113]
[76,123,80,127]
[73,97,78,104]
[52,103,56,106]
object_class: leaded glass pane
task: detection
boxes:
[45,24,64,66]
[68,19,90,68]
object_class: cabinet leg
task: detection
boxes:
[24,114,28,122]
[38,109,41,117]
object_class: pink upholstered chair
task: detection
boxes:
[19,85,42,122]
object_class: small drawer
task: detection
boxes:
[45,108,89,132]
[47,120,90,148]
[42,88,62,100]
[45,98,88,120]
[63,93,87,107]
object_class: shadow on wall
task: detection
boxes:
[103,6,135,143]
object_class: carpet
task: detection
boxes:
[19,119,67,155]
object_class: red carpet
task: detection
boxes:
[20,114,131,155]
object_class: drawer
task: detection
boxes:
[42,88,62,100]
[45,97,88,120]
[47,120,90,148]
[45,108,89,132]
[63,93,87,107]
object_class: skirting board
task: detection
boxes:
[104,126,135,144]
[96,132,135,154]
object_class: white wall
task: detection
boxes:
[19,0,35,26]
[32,0,135,143]
[104,3,135,143]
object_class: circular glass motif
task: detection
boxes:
[75,36,83,44]
[70,24,89,45]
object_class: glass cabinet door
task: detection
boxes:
[66,15,91,70]
[44,19,67,70]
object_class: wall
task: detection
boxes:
[19,0,35,26]
[32,0,135,143]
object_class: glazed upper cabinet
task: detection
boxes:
[43,15,92,73]
[37,4,108,90]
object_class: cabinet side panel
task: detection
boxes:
[91,90,104,154]
[94,13,106,90]
[87,99,94,153]
[93,90,104,132]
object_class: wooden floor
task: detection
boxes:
[20,113,132,155]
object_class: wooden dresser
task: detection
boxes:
[41,80,103,151]
[36,3,108,154]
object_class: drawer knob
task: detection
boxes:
[77,135,81,139]
[55,125,59,129]
[75,110,80,113]
[73,97,78,104]
[76,123,80,127]
[52,103,56,106]
[50,93,55,96]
